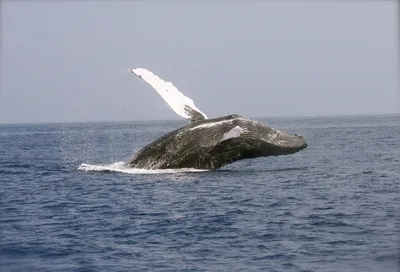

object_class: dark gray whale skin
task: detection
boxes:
[126,114,307,170]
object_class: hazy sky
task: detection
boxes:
[0,1,399,123]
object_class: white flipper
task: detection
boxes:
[130,68,208,122]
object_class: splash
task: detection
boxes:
[78,161,209,174]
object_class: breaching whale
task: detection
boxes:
[126,68,307,170]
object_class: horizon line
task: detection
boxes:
[0,112,399,126]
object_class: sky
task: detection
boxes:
[0,1,399,123]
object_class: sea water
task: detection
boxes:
[0,115,399,272]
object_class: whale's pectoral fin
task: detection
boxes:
[184,105,206,123]
[130,68,209,122]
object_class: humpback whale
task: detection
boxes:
[126,68,307,170]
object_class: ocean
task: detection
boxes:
[0,115,399,272]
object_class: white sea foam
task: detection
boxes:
[78,161,208,174]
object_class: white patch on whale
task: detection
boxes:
[130,68,208,121]
[220,126,244,142]
[190,119,234,130]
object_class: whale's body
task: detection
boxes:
[127,68,307,170]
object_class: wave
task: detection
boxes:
[78,161,209,174]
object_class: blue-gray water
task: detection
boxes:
[0,115,399,272]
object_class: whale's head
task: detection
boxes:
[186,115,308,168]
[237,118,308,156]
[208,115,306,149]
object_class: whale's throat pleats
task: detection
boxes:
[130,68,208,123]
